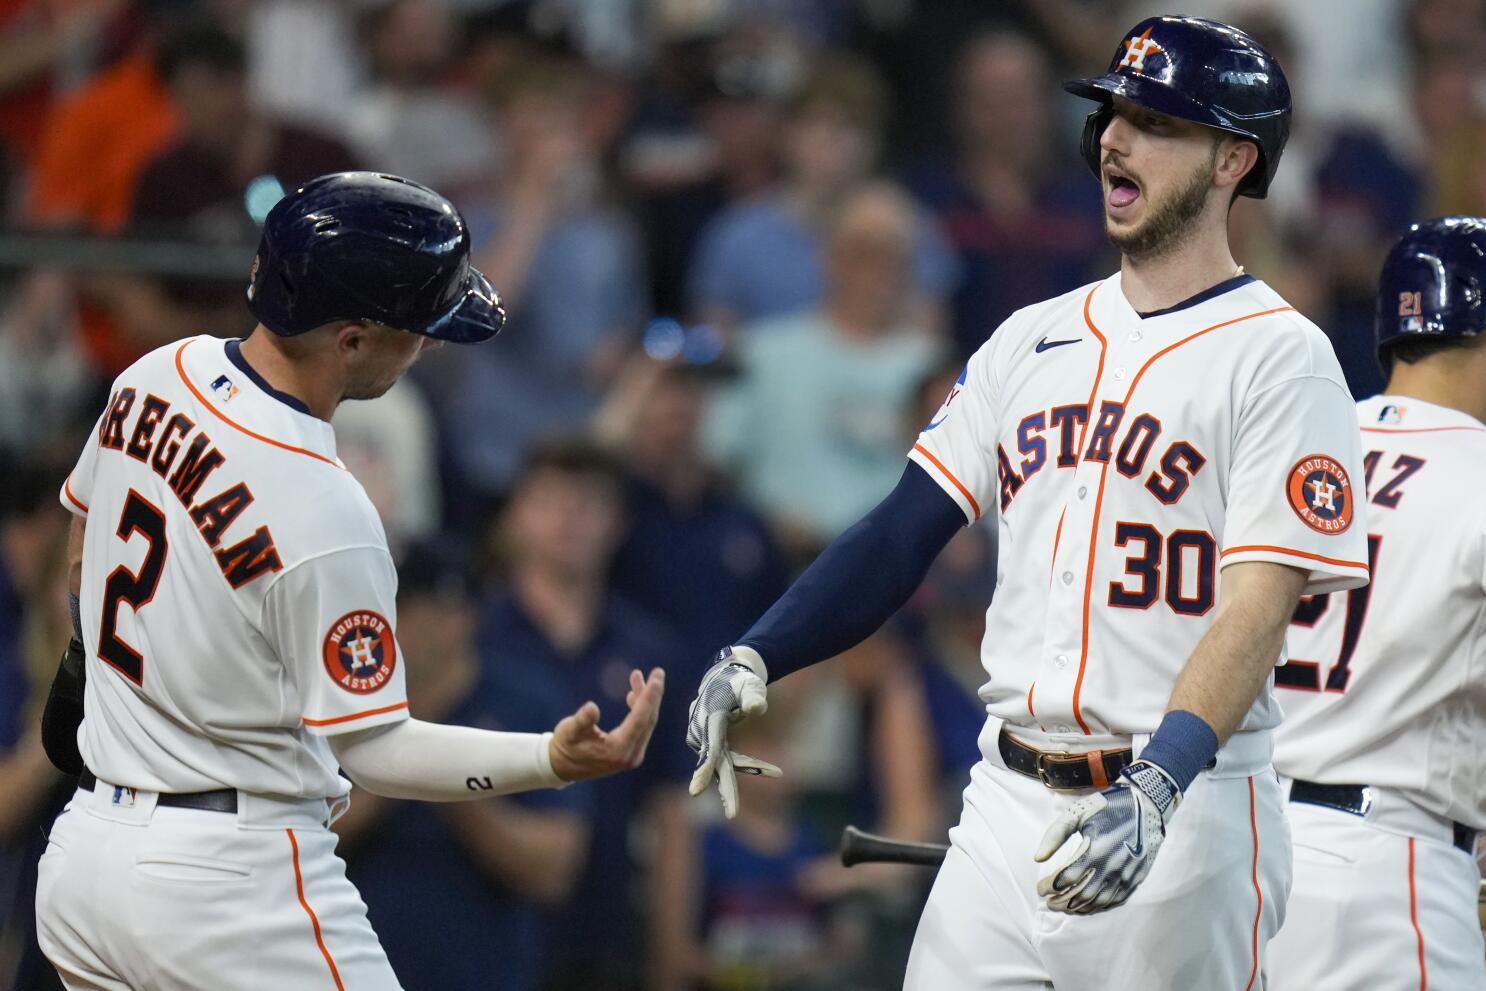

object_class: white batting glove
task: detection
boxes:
[1033,759,1181,914]
[686,646,782,818]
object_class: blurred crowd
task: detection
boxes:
[0,0,1482,988]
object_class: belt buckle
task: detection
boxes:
[1034,751,1079,791]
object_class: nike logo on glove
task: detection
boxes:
[1035,336,1080,353]
[1124,801,1145,858]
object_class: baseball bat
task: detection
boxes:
[840,825,950,868]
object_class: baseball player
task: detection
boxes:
[1267,217,1486,989]
[34,172,665,991]
[685,17,1370,989]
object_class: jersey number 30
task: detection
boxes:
[98,490,169,686]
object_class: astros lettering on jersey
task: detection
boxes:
[60,335,409,800]
[910,273,1370,737]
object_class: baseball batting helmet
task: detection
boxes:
[1064,16,1291,199]
[247,172,505,343]
[1376,216,1486,368]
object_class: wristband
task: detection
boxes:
[1138,710,1218,792]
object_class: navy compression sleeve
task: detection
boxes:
[737,461,968,680]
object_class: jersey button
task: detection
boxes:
[1055,724,1072,733]
[1128,330,1142,342]
[1055,654,1069,668]
[1061,571,1074,585]
[1077,485,1088,499]
[1113,367,1127,380]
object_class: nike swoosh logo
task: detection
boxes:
[1035,337,1080,353]
[1124,802,1145,858]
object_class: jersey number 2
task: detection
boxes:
[98,490,169,685]
[1275,534,1381,693]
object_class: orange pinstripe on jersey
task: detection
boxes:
[288,828,346,991]
[1219,544,1368,571]
[913,443,982,520]
[1361,425,1486,435]
[173,341,343,469]
[1072,289,1295,733]
[1409,837,1427,990]
[1244,776,1262,991]
[64,476,88,513]
[302,701,409,727]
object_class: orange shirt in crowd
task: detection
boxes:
[28,47,175,232]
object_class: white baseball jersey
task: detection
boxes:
[910,273,1370,737]
[60,335,409,800]
[1274,394,1486,830]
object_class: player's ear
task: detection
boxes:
[1212,136,1259,194]
[333,320,372,358]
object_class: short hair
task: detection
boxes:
[787,56,888,135]
[512,436,627,494]
[1381,332,1484,375]
[155,22,245,85]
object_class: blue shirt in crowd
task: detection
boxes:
[610,474,790,656]
[475,592,695,986]
[686,191,959,325]
[346,655,590,991]
[907,160,1106,357]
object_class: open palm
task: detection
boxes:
[549,668,665,782]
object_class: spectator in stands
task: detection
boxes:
[419,51,647,506]
[703,181,945,552]
[25,1,176,235]
[342,0,498,197]
[692,705,837,990]
[686,54,956,335]
[476,440,696,991]
[907,29,1105,357]
[339,541,589,991]
[0,463,74,991]
[96,20,354,356]
[599,356,790,656]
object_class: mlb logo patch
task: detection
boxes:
[111,785,137,808]
[211,375,239,402]
[1378,404,1405,424]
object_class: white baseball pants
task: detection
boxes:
[36,779,401,990]
[904,717,1292,990]
[1267,797,1486,991]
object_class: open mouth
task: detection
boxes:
[1105,166,1141,210]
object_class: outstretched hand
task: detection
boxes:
[549,668,665,782]
[686,647,783,818]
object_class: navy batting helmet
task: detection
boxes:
[1376,216,1486,371]
[247,172,505,343]
[1064,16,1291,199]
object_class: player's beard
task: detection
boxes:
[1104,150,1216,262]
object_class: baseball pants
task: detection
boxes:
[36,778,402,990]
[904,717,1291,990]
[1267,798,1486,991]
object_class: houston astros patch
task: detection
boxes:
[1286,455,1354,534]
[323,611,397,694]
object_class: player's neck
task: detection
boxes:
[1117,226,1241,315]
[238,328,340,421]
[1385,356,1486,424]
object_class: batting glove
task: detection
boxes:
[686,646,781,818]
[1033,759,1181,914]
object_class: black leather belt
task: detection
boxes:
[998,727,1133,791]
[79,768,238,814]
[1290,780,1477,855]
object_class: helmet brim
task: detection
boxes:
[1065,74,1248,138]
[415,268,506,344]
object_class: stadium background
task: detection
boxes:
[0,0,1476,988]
